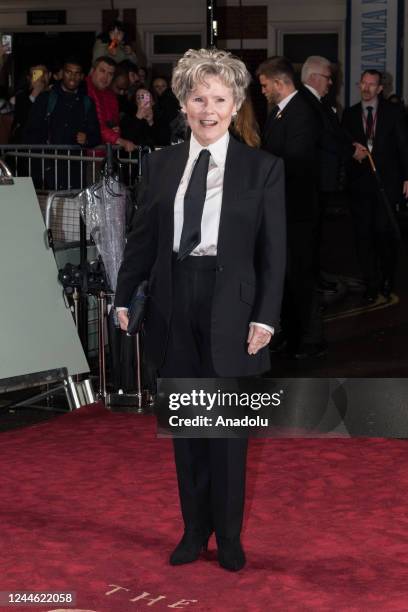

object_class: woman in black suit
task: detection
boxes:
[115,48,286,571]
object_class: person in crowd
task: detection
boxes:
[114,48,286,571]
[151,75,180,146]
[92,20,138,66]
[229,93,261,148]
[10,63,51,143]
[152,76,168,98]
[0,85,13,115]
[0,85,13,144]
[341,70,408,302]
[388,93,404,107]
[257,56,326,359]
[299,55,367,294]
[110,65,133,117]
[50,61,63,87]
[119,59,140,102]
[137,66,149,87]
[85,55,135,152]
[23,58,100,189]
[120,85,157,148]
[0,43,5,72]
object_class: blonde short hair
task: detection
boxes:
[172,48,251,110]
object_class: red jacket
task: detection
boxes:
[85,75,120,145]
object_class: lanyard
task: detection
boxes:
[362,108,377,151]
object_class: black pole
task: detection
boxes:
[207,0,218,48]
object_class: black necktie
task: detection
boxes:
[269,105,280,120]
[365,106,374,140]
[178,148,211,261]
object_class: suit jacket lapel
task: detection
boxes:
[372,100,384,153]
[263,111,276,145]
[355,103,367,145]
[161,140,189,254]
[217,136,240,260]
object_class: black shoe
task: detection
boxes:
[169,529,212,566]
[381,279,393,299]
[217,537,246,572]
[293,342,328,360]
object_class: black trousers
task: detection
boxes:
[350,191,397,290]
[160,255,248,540]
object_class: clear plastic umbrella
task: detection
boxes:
[77,171,127,293]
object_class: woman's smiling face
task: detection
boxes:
[182,75,237,146]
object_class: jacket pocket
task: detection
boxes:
[240,281,256,306]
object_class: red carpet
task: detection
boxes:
[1,403,408,611]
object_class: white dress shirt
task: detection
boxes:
[173,132,228,256]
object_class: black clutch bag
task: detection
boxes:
[127,280,149,336]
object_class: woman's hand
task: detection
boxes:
[117,309,129,332]
[137,104,154,125]
[247,325,272,355]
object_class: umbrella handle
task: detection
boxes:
[366,150,377,174]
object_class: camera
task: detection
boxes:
[58,259,107,294]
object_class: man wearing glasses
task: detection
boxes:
[300,56,367,294]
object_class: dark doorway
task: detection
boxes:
[12,31,95,88]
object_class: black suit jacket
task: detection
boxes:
[341,99,408,203]
[261,91,320,222]
[115,136,286,377]
[299,86,355,193]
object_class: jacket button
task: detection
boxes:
[216,265,224,272]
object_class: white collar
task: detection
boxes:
[278,89,298,112]
[362,98,379,112]
[189,131,229,167]
[304,83,321,101]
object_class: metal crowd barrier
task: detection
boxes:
[0,143,143,192]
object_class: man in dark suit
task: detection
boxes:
[257,56,326,359]
[299,56,367,293]
[342,69,408,301]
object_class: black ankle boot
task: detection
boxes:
[169,529,212,566]
[217,537,246,571]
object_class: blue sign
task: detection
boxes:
[346,0,404,105]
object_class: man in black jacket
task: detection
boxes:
[341,70,408,302]
[257,56,326,359]
[300,56,368,293]
[24,58,100,189]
